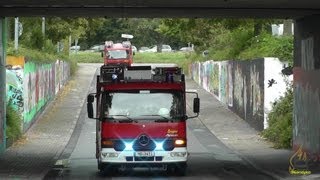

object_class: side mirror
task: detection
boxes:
[186,90,200,119]
[87,94,95,119]
[87,94,94,103]
[193,97,200,113]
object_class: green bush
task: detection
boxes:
[6,103,22,140]
[238,33,293,62]
[7,41,77,76]
[262,87,293,148]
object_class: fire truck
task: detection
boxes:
[87,64,200,175]
[102,34,134,66]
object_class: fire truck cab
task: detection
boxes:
[103,41,133,66]
[87,64,200,175]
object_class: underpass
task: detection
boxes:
[0,0,320,179]
[0,63,294,179]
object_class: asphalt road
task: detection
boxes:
[44,65,275,180]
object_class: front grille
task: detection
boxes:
[133,139,156,151]
[126,156,133,161]
[112,138,177,152]
[155,156,163,161]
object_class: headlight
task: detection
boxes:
[101,152,119,158]
[170,152,187,157]
[175,139,186,147]
[155,141,164,151]
[124,142,133,151]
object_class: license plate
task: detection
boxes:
[135,151,155,157]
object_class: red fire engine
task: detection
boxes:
[102,34,134,66]
[87,64,200,175]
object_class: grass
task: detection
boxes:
[262,88,293,148]
[69,51,194,75]
[6,103,22,140]
[69,51,103,63]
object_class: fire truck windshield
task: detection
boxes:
[103,91,184,121]
[107,50,128,59]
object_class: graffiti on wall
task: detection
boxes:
[191,59,265,131]
[293,68,320,166]
[228,63,233,107]
[6,68,24,113]
[0,18,5,148]
[23,62,54,125]
[23,60,69,130]
[233,63,245,114]
[220,62,228,104]
[250,64,263,117]
[212,63,220,97]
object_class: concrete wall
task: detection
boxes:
[293,15,320,164]
[190,58,290,131]
[0,18,7,153]
[6,57,70,133]
[264,58,292,129]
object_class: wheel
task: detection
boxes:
[99,163,118,176]
[175,162,187,176]
[167,163,187,176]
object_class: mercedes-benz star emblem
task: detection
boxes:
[138,134,149,146]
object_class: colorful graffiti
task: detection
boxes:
[6,68,24,113]
[293,68,320,168]
[23,60,69,130]
[191,58,265,131]
[250,63,263,117]
[0,18,5,151]
[220,62,227,104]
[228,63,233,107]
[4,57,70,132]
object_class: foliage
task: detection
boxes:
[69,51,192,74]
[69,51,103,63]
[262,87,293,148]
[6,103,22,140]
[158,18,292,63]
[7,42,77,76]
[208,27,254,61]
[238,33,293,62]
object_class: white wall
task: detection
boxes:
[264,57,293,129]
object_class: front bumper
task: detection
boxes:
[100,147,187,164]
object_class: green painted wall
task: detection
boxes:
[0,18,7,153]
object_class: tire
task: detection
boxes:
[167,162,187,176]
[99,163,118,176]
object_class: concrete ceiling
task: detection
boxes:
[1,0,320,18]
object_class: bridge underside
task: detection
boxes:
[0,7,319,18]
[0,2,320,162]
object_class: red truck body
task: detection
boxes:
[103,41,133,66]
[87,64,199,175]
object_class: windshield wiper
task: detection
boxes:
[140,115,172,122]
[108,115,138,123]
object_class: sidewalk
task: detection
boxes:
[0,63,99,179]
[185,77,298,180]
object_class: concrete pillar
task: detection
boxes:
[293,15,320,163]
[0,17,7,153]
